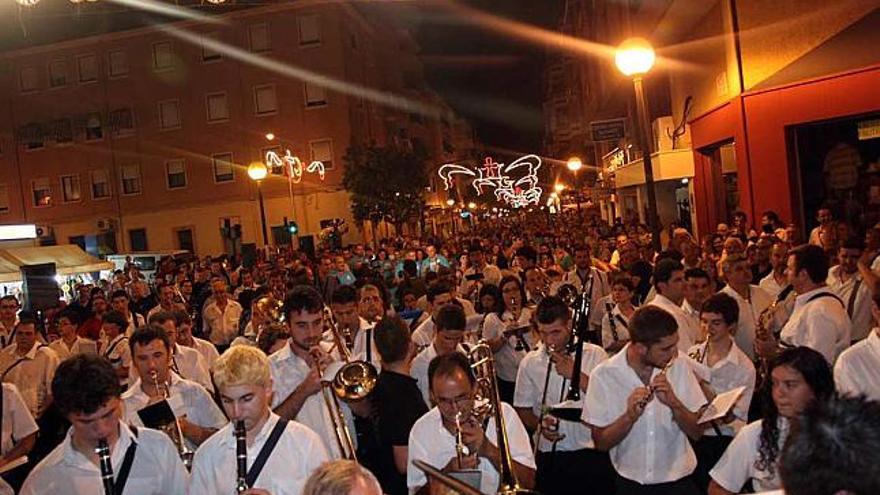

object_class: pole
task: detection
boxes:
[633,76,662,253]
[257,181,269,246]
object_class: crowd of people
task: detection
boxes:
[0,206,877,495]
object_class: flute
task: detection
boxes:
[636,359,675,409]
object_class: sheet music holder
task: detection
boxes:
[698,386,746,424]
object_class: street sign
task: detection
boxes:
[590,118,627,142]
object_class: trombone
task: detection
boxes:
[149,370,194,470]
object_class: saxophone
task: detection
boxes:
[754,285,794,382]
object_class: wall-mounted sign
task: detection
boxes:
[590,118,627,142]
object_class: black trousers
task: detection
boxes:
[614,474,699,495]
[692,435,733,495]
[497,378,516,405]
[536,448,615,495]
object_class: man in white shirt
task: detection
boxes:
[353,284,384,369]
[834,293,880,401]
[459,243,502,302]
[758,242,790,299]
[407,352,536,493]
[515,296,612,495]
[411,304,467,405]
[270,286,362,460]
[561,244,611,333]
[173,311,219,370]
[0,297,20,349]
[411,283,458,348]
[122,325,225,453]
[190,345,329,494]
[202,276,243,351]
[101,311,132,387]
[827,238,873,342]
[0,318,59,418]
[807,207,833,247]
[0,383,39,494]
[584,305,706,495]
[49,309,97,361]
[757,244,851,365]
[682,268,715,338]
[20,354,188,494]
[148,312,213,392]
[648,259,699,351]
[109,290,144,338]
[719,254,772,361]
[146,283,185,322]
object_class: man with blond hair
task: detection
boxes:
[189,345,328,495]
[303,460,383,495]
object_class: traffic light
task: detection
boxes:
[287,221,299,236]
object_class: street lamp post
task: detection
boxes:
[567,157,583,213]
[247,162,270,247]
[616,38,662,253]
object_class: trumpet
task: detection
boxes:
[234,420,249,494]
[149,370,194,470]
[96,439,114,495]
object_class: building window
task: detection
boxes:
[212,153,235,183]
[48,60,67,88]
[32,178,52,207]
[19,67,39,92]
[202,32,222,62]
[158,100,181,130]
[298,15,321,45]
[310,139,333,170]
[166,160,187,189]
[108,50,128,78]
[51,119,73,145]
[85,113,103,141]
[129,228,148,252]
[152,41,174,71]
[0,184,9,213]
[304,83,327,107]
[206,92,229,123]
[91,170,111,199]
[110,108,135,137]
[60,175,82,203]
[120,164,142,195]
[253,85,277,116]
[77,54,98,83]
[175,227,194,252]
[19,123,44,150]
[248,23,271,52]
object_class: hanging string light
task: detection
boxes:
[16,0,40,7]
[204,0,227,4]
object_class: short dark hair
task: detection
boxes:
[331,285,358,306]
[147,310,176,327]
[684,267,711,282]
[700,293,739,326]
[0,295,19,306]
[102,310,128,330]
[426,281,453,304]
[653,258,684,291]
[789,244,829,283]
[515,246,538,264]
[256,323,288,355]
[780,396,880,495]
[840,236,865,251]
[173,309,192,327]
[374,316,411,364]
[434,304,466,332]
[110,289,129,301]
[427,352,475,392]
[129,325,172,354]
[629,306,678,346]
[535,296,570,325]
[52,355,123,417]
[57,308,81,326]
[609,272,635,292]
[284,285,324,319]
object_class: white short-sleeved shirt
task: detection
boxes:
[720,285,772,362]
[102,335,131,386]
[514,343,607,451]
[269,342,357,459]
[411,344,440,406]
[834,329,880,401]
[189,338,219,370]
[583,347,707,484]
[121,373,226,451]
[758,272,786,301]
[188,413,329,495]
[411,318,435,350]
[202,299,243,346]
[21,420,189,495]
[481,308,536,382]
[779,287,851,364]
[648,295,698,352]
[352,318,381,370]
[48,337,97,362]
[827,266,873,341]
[601,304,632,350]
[0,343,60,417]
[172,344,214,393]
[407,403,535,494]
[0,383,38,456]
[710,418,789,492]
[685,341,756,436]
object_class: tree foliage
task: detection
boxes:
[342,142,429,229]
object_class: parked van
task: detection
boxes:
[105,251,191,282]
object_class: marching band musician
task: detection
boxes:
[49,309,97,361]
[758,242,790,300]
[482,275,537,404]
[407,352,536,494]
[584,305,707,495]
[147,312,213,392]
[601,273,638,354]
[101,311,132,387]
[121,325,225,451]
[459,243,502,304]
[189,345,329,495]
[560,244,611,334]
[329,286,369,359]
[21,354,188,494]
[353,283,385,369]
[834,292,880,401]
[411,282,459,349]
[173,310,220,370]
[270,286,363,460]
[411,304,468,405]
[826,237,873,342]
[514,296,613,495]
[0,317,60,418]
[718,254,772,361]
[0,382,39,494]
[647,259,700,352]
[687,293,756,494]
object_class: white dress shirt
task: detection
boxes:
[758,272,786,300]
[269,342,357,459]
[827,266,873,341]
[49,337,97,362]
[189,413,329,495]
[411,318,435,350]
[122,373,226,451]
[482,308,536,382]
[583,347,707,485]
[352,318,381,370]
[459,264,503,295]
[0,383,38,457]
[686,341,756,436]
[202,299,243,346]
[188,337,220,370]
[407,403,536,494]
[834,329,880,401]
[720,285,772,361]
[0,343,60,417]
[709,417,789,492]
[102,334,131,386]
[779,286,851,364]
[21,420,189,495]
[172,344,214,393]
[411,344,439,406]
[124,312,146,338]
[601,304,633,350]
[680,299,701,343]
[514,342,607,451]
[648,294,698,352]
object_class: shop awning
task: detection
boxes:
[0,245,113,283]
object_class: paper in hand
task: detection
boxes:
[698,386,746,424]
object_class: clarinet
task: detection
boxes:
[96,439,115,495]
[235,420,249,494]
[605,302,620,342]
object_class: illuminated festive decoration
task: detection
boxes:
[16,0,40,6]
[265,149,326,183]
[438,154,543,208]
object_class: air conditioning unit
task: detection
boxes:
[96,217,117,232]
[35,225,54,239]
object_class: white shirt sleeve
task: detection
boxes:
[803,310,844,364]
[582,366,619,428]
[7,385,38,448]
[513,356,539,409]
[407,422,431,492]
[482,314,504,340]
[709,421,761,493]
[501,402,537,469]
[834,355,859,397]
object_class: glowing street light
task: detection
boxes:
[446,198,455,206]
[566,157,583,172]
[247,162,269,246]
[554,183,565,193]
[467,202,477,210]
[265,132,275,141]
[615,38,656,77]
